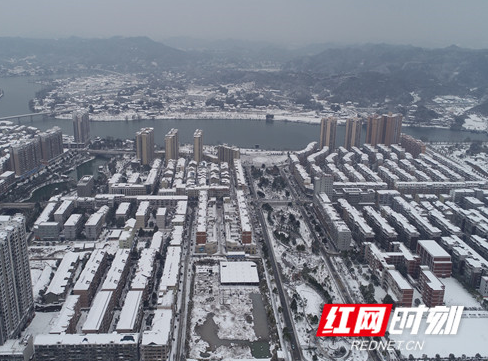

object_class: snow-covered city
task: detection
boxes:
[3,3,488,361]
[0,105,487,361]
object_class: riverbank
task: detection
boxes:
[22,180,70,203]
[55,110,324,124]
[53,112,488,135]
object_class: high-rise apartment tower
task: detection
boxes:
[72,111,90,145]
[135,128,155,165]
[9,139,42,177]
[319,117,337,150]
[0,214,34,345]
[165,128,179,163]
[193,129,203,163]
[39,126,63,163]
[366,113,402,146]
[344,117,362,150]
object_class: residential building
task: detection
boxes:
[165,128,179,163]
[33,221,61,241]
[416,240,452,278]
[63,214,83,240]
[73,250,107,307]
[193,129,203,163]
[217,144,240,165]
[130,249,157,300]
[77,175,95,197]
[9,138,42,177]
[135,201,150,229]
[0,215,34,345]
[115,202,131,221]
[313,173,333,200]
[101,249,130,304]
[53,200,74,223]
[366,113,402,146]
[480,276,488,297]
[84,206,109,240]
[400,133,426,158]
[344,117,362,150]
[383,268,414,306]
[156,207,166,229]
[39,127,63,163]
[44,252,80,304]
[116,290,143,333]
[419,266,445,307]
[136,127,155,165]
[319,116,337,150]
[82,290,114,334]
[72,111,90,145]
[140,309,172,361]
[34,333,139,361]
[314,193,352,251]
[196,190,208,245]
[49,295,81,335]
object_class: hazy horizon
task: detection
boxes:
[1,0,488,49]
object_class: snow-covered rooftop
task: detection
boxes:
[73,249,106,292]
[82,290,113,333]
[49,295,80,334]
[101,249,130,291]
[141,309,172,346]
[45,252,79,297]
[35,333,138,346]
[116,290,143,332]
[159,246,181,289]
[219,261,259,285]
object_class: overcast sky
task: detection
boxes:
[1,0,487,48]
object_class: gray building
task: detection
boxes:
[193,129,203,163]
[39,127,63,163]
[34,333,139,361]
[72,111,90,145]
[0,215,34,345]
[320,116,337,150]
[77,175,94,197]
[9,138,42,177]
[136,127,155,166]
[217,144,240,165]
[165,128,179,163]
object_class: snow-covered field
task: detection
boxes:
[241,153,288,168]
[391,316,488,358]
[24,312,58,336]
[464,114,488,131]
[442,277,481,308]
[295,284,323,317]
[29,245,72,259]
[188,263,268,360]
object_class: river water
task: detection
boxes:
[1,76,487,150]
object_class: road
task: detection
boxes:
[172,208,194,361]
[246,166,303,361]
[82,149,136,155]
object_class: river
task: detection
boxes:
[1,76,487,150]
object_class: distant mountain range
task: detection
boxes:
[284,44,488,107]
[2,37,488,113]
[0,36,188,72]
